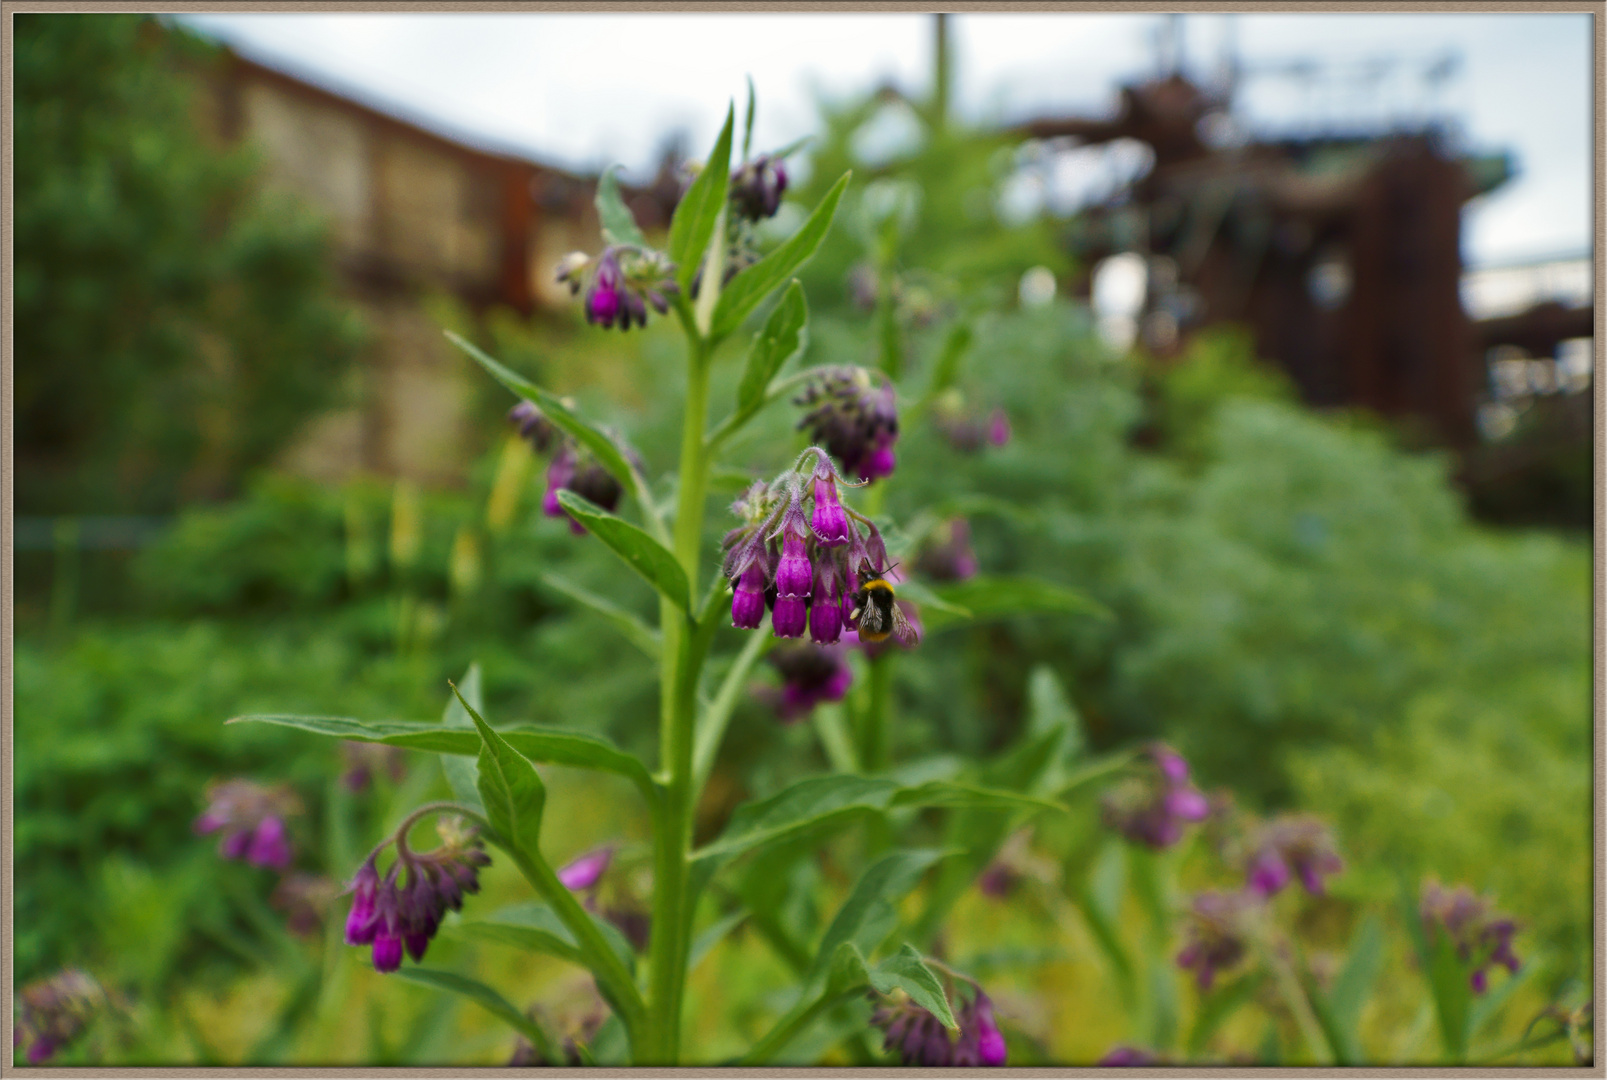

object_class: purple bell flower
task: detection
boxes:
[1100,743,1212,850]
[558,846,615,892]
[731,561,768,629]
[1420,880,1522,995]
[771,595,808,639]
[1243,816,1343,898]
[195,778,302,870]
[1176,891,1253,991]
[343,817,491,974]
[811,476,850,546]
[13,970,105,1066]
[758,643,854,722]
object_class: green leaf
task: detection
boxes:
[455,903,582,964]
[461,902,636,977]
[596,165,647,247]
[668,106,735,291]
[692,773,1053,864]
[694,775,899,862]
[813,850,949,977]
[921,574,1113,632]
[1187,974,1263,1057]
[445,331,648,508]
[730,279,808,428]
[690,910,747,972]
[539,571,660,659]
[555,489,690,612]
[440,665,485,815]
[457,685,546,859]
[229,714,653,797]
[1325,915,1384,1049]
[869,945,958,1030]
[889,779,1063,815]
[892,579,971,618]
[742,77,756,160]
[710,171,849,342]
[394,967,553,1055]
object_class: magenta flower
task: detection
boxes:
[343,816,491,973]
[557,244,676,332]
[194,778,302,870]
[1420,880,1521,994]
[871,984,1007,1067]
[756,643,853,722]
[1243,816,1344,898]
[794,367,900,483]
[730,153,789,221]
[1176,890,1253,991]
[731,560,768,630]
[13,970,104,1066]
[558,846,615,892]
[1100,743,1212,850]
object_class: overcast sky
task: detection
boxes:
[178,12,1593,267]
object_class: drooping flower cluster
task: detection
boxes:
[194,778,302,871]
[508,400,639,535]
[794,367,900,482]
[722,448,894,644]
[1100,743,1211,850]
[557,844,652,953]
[754,643,853,722]
[13,969,105,1065]
[1244,815,1344,898]
[913,517,979,583]
[509,974,610,1067]
[870,986,1007,1067]
[341,740,407,793]
[345,815,491,972]
[729,153,789,222]
[931,389,1011,453]
[556,244,678,331]
[1175,890,1255,991]
[1420,880,1521,994]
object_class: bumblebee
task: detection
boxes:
[848,567,918,645]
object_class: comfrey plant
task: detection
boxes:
[227,99,1078,1066]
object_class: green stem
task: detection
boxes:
[439,803,648,1042]
[740,992,842,1066]
[1264,942,1334,1065]
[645,324,715,1063]
[693,628,774,792]
[861,653,892,772]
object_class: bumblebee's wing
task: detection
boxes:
[855,596,889,635]
[889,601,918,645]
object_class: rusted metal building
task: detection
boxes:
[192,45,677,485]
[1025,73,1540,449]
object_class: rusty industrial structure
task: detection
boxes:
[191,44,680,485]
[1019,70,1557,450]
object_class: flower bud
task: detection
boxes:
[731,562,768,629]
[558,846,615,892]
[811,477,850,546]
[774,529,813,599]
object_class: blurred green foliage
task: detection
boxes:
[12,67,1590,1066]
[13,14,363,514]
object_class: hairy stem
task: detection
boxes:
[645,321,715,1063]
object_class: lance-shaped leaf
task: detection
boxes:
[709,171,849,343]
[457,686,546,858]
[595,165,647,247]
[440,666,486,814]
[730,280,808,430]
[228,714,654,799]
[693,773,1060,863]
[868,944,958,1030]
[446,331,650,509]
[456,902,636,975]
[556,489,690,612]
[920,574,1113,633]
[395,967,556,1059]
[812,849,950,978]
[669,105,734,291]
[539,571,660,660]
